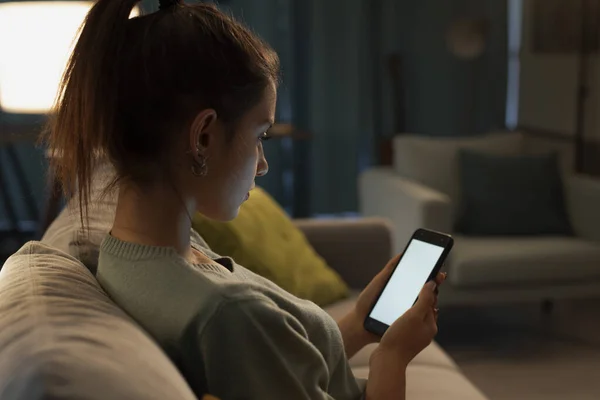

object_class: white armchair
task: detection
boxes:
[566,174,600,242]
[359,167,453,253]
[359,132,600,306]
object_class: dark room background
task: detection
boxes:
[0,0,509,229]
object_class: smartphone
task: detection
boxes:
[364,228,453,337]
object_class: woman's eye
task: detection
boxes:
[259,132,272,142]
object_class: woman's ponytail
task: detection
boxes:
[42,0,141,224]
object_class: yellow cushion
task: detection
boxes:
[192,187,349,306]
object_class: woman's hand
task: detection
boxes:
[365,282,440,400]
[337,254,445,358]
[353,254,401,340]
[372,280,439,366]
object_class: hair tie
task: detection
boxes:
[159,0,181,10]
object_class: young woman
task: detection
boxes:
[44,0,444,399]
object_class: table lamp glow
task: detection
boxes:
[0,1,139,114]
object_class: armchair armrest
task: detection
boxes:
[565,174,600,241]
[294,218,392,289]
[358,167,453,253]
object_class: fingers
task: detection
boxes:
[424,305,439,337]
[377,253,402,281]
[433,272,446,299]
[433,272,447,296]
[434,271,447,286]
[414,281,436,316]
[384,253,402,271]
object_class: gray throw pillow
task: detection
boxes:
[455,150,573,236]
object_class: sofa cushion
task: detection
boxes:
[393,132,524,205]
[0,242,196,400]
[41,161,117,273]
[323,293,458,370]
[455,150,572,236]
[350,342,457,370]
[352,365,487,400]
[448,235,600,287]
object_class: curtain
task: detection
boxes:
[224,0,378,216]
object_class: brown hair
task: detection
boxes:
[41,0,279,225]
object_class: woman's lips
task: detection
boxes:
[244,186,255,201]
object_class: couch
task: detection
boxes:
[359,131,600,306]
[0,190,487,399]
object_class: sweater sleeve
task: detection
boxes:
[191,296,361,400]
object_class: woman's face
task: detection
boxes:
[186,83,276,221]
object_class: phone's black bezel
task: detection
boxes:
[363,228,454,337]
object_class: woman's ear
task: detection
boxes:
[189,109,218,152]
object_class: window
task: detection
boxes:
[506,0,523,129]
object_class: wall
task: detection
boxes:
[518,0,600,142]
[379,0,508,138]
[273,0,511,215]
[306,0,508,214]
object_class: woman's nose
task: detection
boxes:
[256,153,269,177]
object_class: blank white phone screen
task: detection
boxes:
[369,239,444,326]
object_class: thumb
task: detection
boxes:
[383,253,401,274]
[385,253,402,269]
[414,281,436,316]
[374,254,401,283]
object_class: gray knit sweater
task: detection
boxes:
[96,230,363,400]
